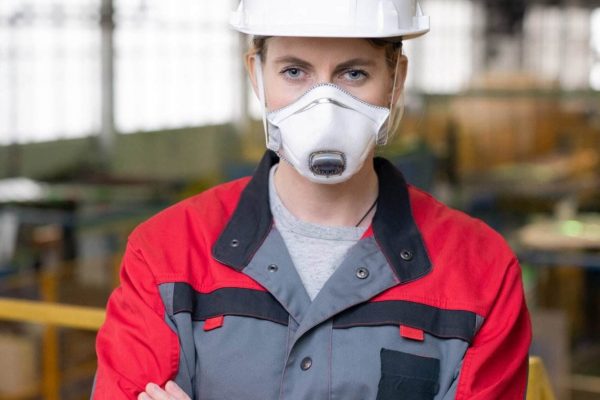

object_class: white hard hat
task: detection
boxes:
[230,0,429,41]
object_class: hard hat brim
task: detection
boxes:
[231,24,430,41]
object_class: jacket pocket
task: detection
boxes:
[375,348,440,400]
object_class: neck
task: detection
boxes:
[273,155,379,227]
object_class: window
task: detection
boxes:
[404,0,482,94]
[590,8,600,90]
[0,0,101,144]
[115,0,239,133]
[524,5,590,90]
[0,0,239,144]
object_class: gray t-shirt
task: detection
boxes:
[269,166,368,300]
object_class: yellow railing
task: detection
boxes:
[0,298,105,400]
[527,356,556,400]
[0,254,118,400]
[0,298,105,331]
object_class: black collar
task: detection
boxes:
[212,151,432,284]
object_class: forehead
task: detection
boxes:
[265,37,387,64]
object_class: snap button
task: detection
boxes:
[267,264,278,272]
[400,249,413,261]
[300,357,312,371]
[230,239,240,248]
[355,267,369,279]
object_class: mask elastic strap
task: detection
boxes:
[254,55,269,147]
[417,1,424,17]
[383,50,402,145]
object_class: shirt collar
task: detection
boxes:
[212,150,432,283]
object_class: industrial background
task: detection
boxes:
[0,0,599,399]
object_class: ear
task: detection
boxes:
[391,54,408,106]
[245,52,260,98]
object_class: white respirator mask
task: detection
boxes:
[254,56,397,184]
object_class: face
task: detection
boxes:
[246,37,407,111]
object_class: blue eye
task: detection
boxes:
[282,67,304,79]
[345,69,367,81]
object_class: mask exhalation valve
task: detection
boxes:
[309,151,346,177]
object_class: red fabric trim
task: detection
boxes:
[360,225,374,239]
[203,315,224,331]
[400,325,424,341]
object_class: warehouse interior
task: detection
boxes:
[0,0,599,398]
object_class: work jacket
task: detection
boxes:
[93,151,531,399]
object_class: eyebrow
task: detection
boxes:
[272,56,377,70]
[272,56,312,68]
[335,58,377,70]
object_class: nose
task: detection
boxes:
[312,63,338,86]
[317,71,335,86]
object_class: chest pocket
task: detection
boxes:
[376,348,440,400]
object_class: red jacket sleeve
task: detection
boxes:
[93,234,179,399]
[455,257,532,399]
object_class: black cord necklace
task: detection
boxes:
[355,197,378,227]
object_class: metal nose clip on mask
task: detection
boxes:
[264,83,391,185]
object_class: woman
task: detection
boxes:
[93,1,531,399]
